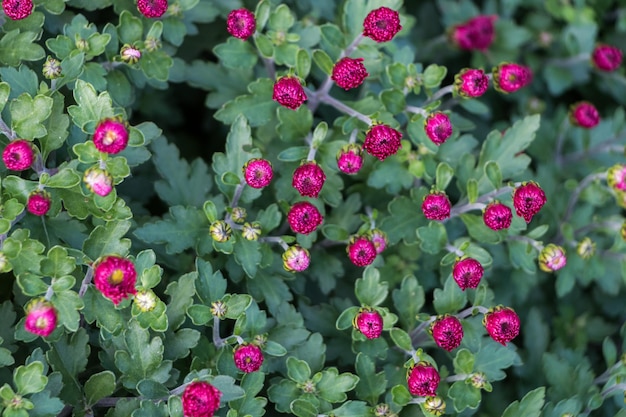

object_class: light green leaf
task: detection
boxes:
[14,361,47,395]
[10,93,53,139]
[501,387,545,417]
[0,30,45,66]
[354,266,388,307]
[84,371,116,406]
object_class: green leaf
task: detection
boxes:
[433,276,467,315]
[392,275,425,328]
[51,290,83,332]
[474,342,520,381]
[14,361,47,395]
[39,92,70,160]
[354,266,388,307]
[233,238,262,278]
[0,82,10,112]
[224,294,252,320]
[423,64,447,89]
[0,66,37,99]
[276,104,313,143]
[287,357,311,383]
[0,30,45,66]
[214,37,258,70]
[312,49,333,75]
[210,375,245,402]
[290,399,317,417]
[379,196,423,245]
[195,258,226,304]
[165,272,196,330]
[416,222,447,254]
[83,220,131,261]
[484,161,502,189]
[277,146,310,162]
[10,93,53,139]
[134,206,207,255]
[453,349,475,374]
[140,50,173,81]
[67,80,114,132]
[460,213,502,244]
[214,79,276,127]
[82,286,125,334]
[41,246,76,278]
[501,387,545,417]
[118,10,143,44]
[448,380,482,412]
[84,371,116,406]
[228,372,268,417]
[46,329,90,403]
[336,306,359,330]
[246,270,292,315]
[391,384,411,406]
[331,401,370,417]
[254,34,273,58]
[268,4,295,31]
[389,328,413,352]
[136,379,169,399]
[355,353,386,405]
[436,162,454,191]
[296,49,311,79]
[316,368,359,403]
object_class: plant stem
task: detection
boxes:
[259,236,289,250]
[307,88,372,125]
[446,373,471,382]
[562,172,607,225]
[213,316,226,348]
[457,305,489,318]
[405,105,428,117]
[78,267,94,297]
[422,85,455,107]
[445,243,463,256]
[507,235,544,251]
[0,117,16,140]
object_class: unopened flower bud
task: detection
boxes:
[93,118,129,154]
[512,181,546,223]
[367,229,388,254]
[243,158,273,189]
[181,381,221,417]
[120,44,141,64]
[336,143,363,174]
[363,7,402,43]
[42,56,62,79]
[292,161,326,198]
[144,37,161,52]
[75,37,89,52]
[226,8,256,40]
[134,289,158,312]
[252,334,267,347]
[24,298,57,337]
[591,44,622,72]
[137,0,168,18]
[230,207,247,223]
[576,237,595,260]
[27,191,51,216]
[364,123,403,161]
[83,167,113,197]
[287,201,323,235]
[424,112,453,146]
[449,15,497,51]
[0,252,7,271]
[407,361,440,397]
[282,245,310,272]
[607,164,626,192]
[469,372,488,390]
[483,201,512,231]
[2,0,33,20]
[3,139,34,171]
[424,396,446,416]
[241,222,261,241]
[454,68,489,98]
[569,101,600,129]
[210,300,227,318]
[233,343,264,373]
[430,315,464,351]
[347,236,377,267]
[422,191,451,221]
[210,220,232,242]
[492,62,532,93]
[373,403,390,417]
[483,306,520,346]
[353,307,383,339]
[332,57,369,90]
[538,244,567,272]
[273,76,307,110]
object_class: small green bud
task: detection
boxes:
[230,207,247,223]
[210,220,232,242]
[423,396,446,416]
[134,290,158,312]
[242,222,261,241]
[42,56,62,79]
[210,301,227,318]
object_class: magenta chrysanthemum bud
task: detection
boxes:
[454,68,489,98]
[367,229,388,254]
[512,181,546,223]
[93,119,129,154]
[287,201,323,235]
[363,7,402,43]
[24,298,57,337]
[282,245,310,272]
[591,44,622,72]
[483,306,520,346]
[347,236,377,267]
[407,361,440,397]
[422,191,451,221]
[226,8,256,40]
[292,161,326,198]
[83,167,114,197]
[424,112,453,146]
[233,344,264,373]
[538,243,567,272]
[336,144,363,174]
[243,158,273,189]
[483,201,512,231]
[608,164,626,191]
[331,57,369,90]
[27,191,51,216]
[353,307,383,339]
[430,315,464,351]
[273,76,307,110]
[3,139,34,171]
[363,124,403,161]
[93,255,137,305]
[452,257,484,290]
[137,0,168,18]
[181,381,222,417]
[2,0,33,20]
[450,15,497,51]
[569,101,600,129]
[492,62,532,93]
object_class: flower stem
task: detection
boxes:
[259,236,289,250]
[445,373,471,382]
[405,105,428,117]
[348,128,358,144]
[507,235,544,251]
[457,306,489,318]
[0,117,16,140]
[562,172,607,225]
[310,89,372,125]
[445,243,463,257]
[78,268,94,298]
[422,85,455,107]
[213,316,226,349]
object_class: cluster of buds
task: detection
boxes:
[452,257,484,290]
[483,306,520,345]
[353,307,383,339]
[181,381,222,417]
[450,15,497,51]
[336,144,363,174]
[406,361,440,397]
[137,0,168,18]
[273,76,307,110]
[363,123,403,161]
[422,191,451,221]
[430,315,464,351]
[569,101,600,129]
[424,112,453,146]
[292,161,326,197]
[233,343,264,373]
[93,255,137,305]
[362,7,402,43]
[226,8,256,40]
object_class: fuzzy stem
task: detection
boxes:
[259,236,289,250]
[213,316,226,349]
[445,243,463,257]
[405,105,429,117]
[44,282,55,301]
[409,316,437,345]
[0,211,25,249]
[449,183,520,218]
[561,136,625,164]
[594,361,624,384]
[308,88,372,125]
[508,235,544,251]
[446,373,471,382]
[457,306,489,318]
[408,397,427,405]
[547,52,590,68]
[0,117,16,140]
[78,267,94,298]
[348,128,358,144]
[448,202,486,219]
[562,172,608,225]
[261,56,276,80]
[305,133,317,161]
[554,117,570,168]
[422,85,455,106]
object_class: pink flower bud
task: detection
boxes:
[24,298,57,337]
[407,361,440,397]
[93,118,129,154]
[83,167,113,197]
[607,164,626,192]
[243,158,273,189]
[181,381,222,417]
[353,307,383,339]
[3,139,34,171]
[336,144,363,174]
[93,255,137,305]
[538,244,567,272]
[424,112,453,146]
[282,245,310,272]
[483,306,520,346]
[331,57,369,90]
[137,0,168,18]
[430,315,464,351]
[363,7,402,43]
[287,201,323,235]
[273,76,307,110]
[292,161,326,198]
[591,44,622,72]
[512,181,546,223]
[233,344,264,373]
[367,229,388,254]
[422,191,451,221]
[120,44,141,64]
[492,62,532,93]
[226,8,256,40]
[483,201,512,231]
[454,68,489,98]
[450,15,497,51]
[452,257,484,290]
[363,123,402,161]
[347,236,377,267]
[2,0,33,20]
[569,101,599,129]
[27,191,51,216]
